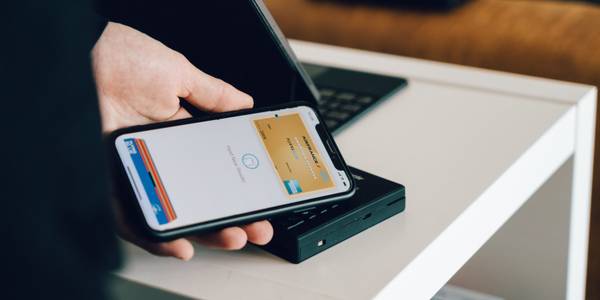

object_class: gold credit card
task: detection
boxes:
[253,113,334,198]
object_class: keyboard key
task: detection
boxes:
[319,89,336,98]
[325,120,338,129]
[337,92,356,101]
[294,206,317,213]
[328,102,340,109]
[287,220,305,230]
[357,96,374,104]
[285,214,303,223]
[327,111,351,121]
[341,104,362,112]
[278,217,301,229]
[316,86,384,132]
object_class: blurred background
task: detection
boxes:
[262,0,600,298]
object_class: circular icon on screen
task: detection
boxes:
[241,153,259,169]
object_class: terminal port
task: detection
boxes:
[317,239,326,247]
[387,199,401,207]
[363,213,372,220]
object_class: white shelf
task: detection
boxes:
[115,41,596,300]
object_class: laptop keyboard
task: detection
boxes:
[316,87,377,132]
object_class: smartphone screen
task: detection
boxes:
[114,106,351,232]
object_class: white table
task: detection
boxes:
[113,41,597,300]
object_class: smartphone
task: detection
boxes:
[109,103,355,241]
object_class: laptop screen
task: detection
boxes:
[100,0,319,114]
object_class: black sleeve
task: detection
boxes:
[92,8,109,49]
[1,1,121,299]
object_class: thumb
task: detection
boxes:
[179,61,253,113]
[168,106,193,121]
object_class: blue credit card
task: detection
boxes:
[125,138,176,225]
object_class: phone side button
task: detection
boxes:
[326,139,337,154]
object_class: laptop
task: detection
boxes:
[102,0,408,134]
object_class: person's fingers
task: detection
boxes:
[179,60,253,113]
[112,197,193,261]
[167,106,193,121]
[146,239,195,260]
[130,238,195,261]
[240,220,273,246]
[191,227,248,250]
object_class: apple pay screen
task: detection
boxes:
[115,107,351,231]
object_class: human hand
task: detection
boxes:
[93,22,272,260]
[92,21,253,132]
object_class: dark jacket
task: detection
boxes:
[1,1,120,299]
